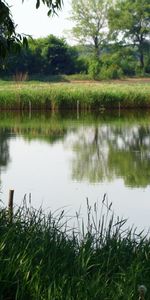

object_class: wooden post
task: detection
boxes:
[8,189,14,222]
[29,101,32,119]
[77,100,79,119]
[118,102,121,118]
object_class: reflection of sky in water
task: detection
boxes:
[1,123,150,233]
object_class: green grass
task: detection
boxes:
[0,80,150,110]
[0,197,149,300]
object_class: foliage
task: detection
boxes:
[70,0,109,57]
[2,38,150,77]
[32,0,63,16]
[109,0,150,70]
[0,0,63,59]
[1,0,150,78]
[40,35,77,75]
[70,0,150,76]
[88,59,101,79]
[0,0,28,59]
[100,46,137,76]
[1,35,79,75]
[99,64,123,79]
[73,56,89,74]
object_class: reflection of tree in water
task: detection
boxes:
[14,127,68,144]
[71,126,113,183]
[71,125,150,187]
[0,129,10,170]
[108,125,150,187]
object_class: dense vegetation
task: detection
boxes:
[0,80,150,110]
[0,35,81,76]
[0,198,149,300]
[0,0,63,58]
[0,0,150,79]
[1,34,150,79]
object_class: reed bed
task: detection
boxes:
[0,81,150,110]
[0,196,149,300]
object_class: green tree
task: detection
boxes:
[2,35,79,76]
[70,0,109,58]
[100,45,137,78]
[3,45,38,75]
[0,0,63,58]
[0,0,28,59]
[109,0,150,71]
[41,35,77,75]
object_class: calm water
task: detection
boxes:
[1,111,150,231]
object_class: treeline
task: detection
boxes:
[0,0,150,80]
[0,35,83,77]
[0,34,150,80]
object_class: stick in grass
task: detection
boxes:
[8,189,14,222]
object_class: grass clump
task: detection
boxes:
[0,196,149,300]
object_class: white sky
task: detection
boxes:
[8,0,74,43]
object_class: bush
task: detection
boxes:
[100,48,137,77]
[88,59,101,80]
[74,56,89,74]
[100,64,123,79]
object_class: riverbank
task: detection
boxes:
[0,79,150,110]
[0,200,149,300]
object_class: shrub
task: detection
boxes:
[100,48,137,77]
[100,64,123,79]
[88,59,101,80]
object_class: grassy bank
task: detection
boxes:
[0,80,150,110]
[0,199,149,300]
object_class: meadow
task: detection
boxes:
[0,79,150,110]
[0,197,149,300]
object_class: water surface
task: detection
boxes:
[1,111,150,231]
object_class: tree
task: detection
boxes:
[109,0,150,71]
[0,0,25,59]
[70,0,109,58]
[41,35,77,75]
[1,35,79,76]
[0,0,63,58]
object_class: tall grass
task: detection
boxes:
[0,196,149,300]
[0,81,150,110]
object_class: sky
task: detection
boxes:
[8,0,74,43]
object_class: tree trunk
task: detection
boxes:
[139,40,144,71]
[94,36,99,58]
[139,50,144,70]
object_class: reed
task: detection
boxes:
[0,196,149,300]
[0,80,150,110]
